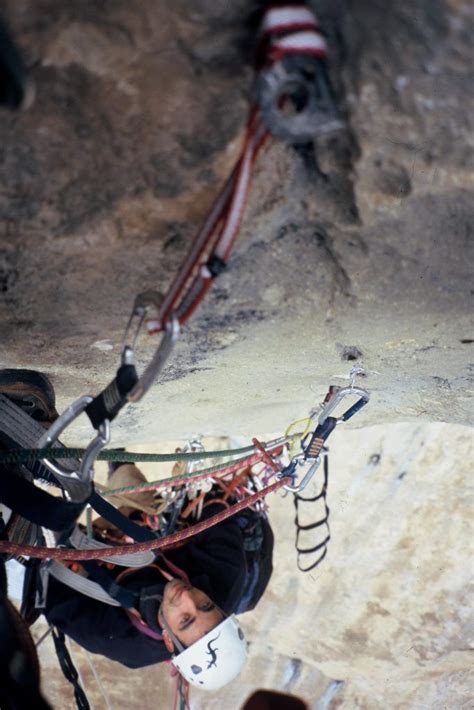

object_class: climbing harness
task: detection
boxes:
[0,377,370,566]
[0,477,289,561]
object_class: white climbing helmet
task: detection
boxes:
[172,615,247,690]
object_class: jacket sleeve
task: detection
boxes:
[179,501,249,614]
[243,515,274,611]
[44,577,170,668]
[192,503,275,612]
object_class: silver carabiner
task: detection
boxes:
[318,386,370,425]
[38,396,110,484]
[182,437,205,475]
[122,292,180,403]
[283,456,322,493]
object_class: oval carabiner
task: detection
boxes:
[283,456,321,493]
[318,386,370,426]
[126,316,180,403]
[38,395,110,485]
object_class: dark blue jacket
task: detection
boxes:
[44,504,273,668]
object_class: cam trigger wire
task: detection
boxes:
[293,449,330,573]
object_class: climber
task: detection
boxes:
[42,478,273,690]
[0,370,274,690]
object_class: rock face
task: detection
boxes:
[1,0,472,708]
[0,0,472,440]
[260,423,473,710]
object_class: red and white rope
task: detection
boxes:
[146,4,326,334]
[259,6,318,36]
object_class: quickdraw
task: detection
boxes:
[278,379,370,493]
[279,371,369,574]
[142,3,342,335]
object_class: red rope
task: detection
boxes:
[0,478,290,561]
[252,437,283,474]
[147,106,268,334]
[147,7,327,333]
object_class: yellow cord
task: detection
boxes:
[285,417,313,459]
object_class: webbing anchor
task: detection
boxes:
[256,55,345,144]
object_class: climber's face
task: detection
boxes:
[159,580,223,649]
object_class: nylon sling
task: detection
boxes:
[0,470,89,532]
